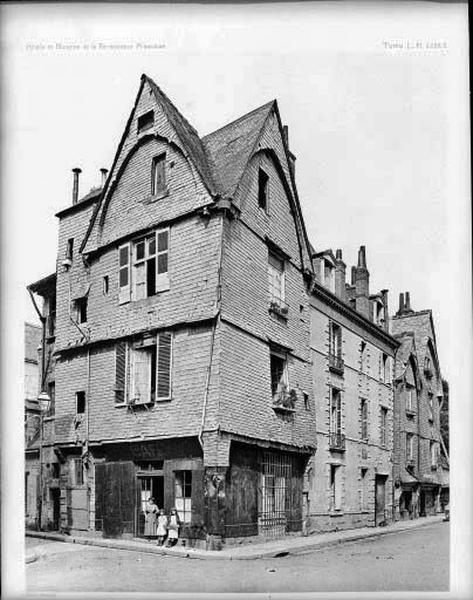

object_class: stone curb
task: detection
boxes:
[26,516,444,561]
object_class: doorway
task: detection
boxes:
[137,475,164,537]
[375,475,387,526]
[51,488,61,530]
[419,490,426,516]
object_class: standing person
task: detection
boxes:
[144,497,159,540]
[166,508,181,547]
[156,508,168,546]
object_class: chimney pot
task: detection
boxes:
[336,249,342,260]
[357,245,367,269]
[72,167,82,205]
[100,168,108,187]
[351,266,356,286]
[398,293,404,313]
[405,291,411,311]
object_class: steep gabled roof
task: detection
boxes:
[145,76,217,195]
[202,101,275,197]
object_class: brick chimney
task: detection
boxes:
[397,292,405,316]
[404,291,414,314]
[355,245,370,318]
[334,249,347,301]
[72,167,82,205]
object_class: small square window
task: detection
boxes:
[137,110,154,133]
[76,391,86,414]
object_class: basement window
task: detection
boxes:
[258,168,269,210]
[76,391,86,414]
[137,110,154,133]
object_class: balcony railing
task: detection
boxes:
[269,297,289,319]
[329,432,346,451]
[328,354,344,375]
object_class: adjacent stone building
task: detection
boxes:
[306,247,398,532]
[392,292,445,520]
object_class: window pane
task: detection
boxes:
[157,230,169,252]
[157,254,168,275]
[148,236,156,255]
[119,266,129,287]
[119,246,129,267]
[136,241,145,261]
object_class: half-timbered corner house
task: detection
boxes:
[41,74,317,546]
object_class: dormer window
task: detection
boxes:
[373,301,384,326]
[151,154,166,196]
[137,110,154,134]
[322,259,335,292]
[258,168,269,210]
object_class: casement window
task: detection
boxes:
[330,388,342,436]
[76,391,86,414]
[175,470,192,524]
[268,252,285,306]
[129,332,172,404]
[152,154,166,196]
[406,433,414,462]
[75,297,88,324]
[380,407,388,446]
[258,168,269,210]
[73,458,84,486]
[381,354,390,384]
[330,465,342,511]
[430,441,438,468]
[428,393,434,421]
[406,385,416,412]
[66,238,74,261]
[118,228,170,304]
[360,398,368,440]
[270,349,288,401]
[329,322,342,359]
[137,110,154,133]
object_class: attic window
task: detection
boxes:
[258,168,269,210]
[137,110,154,133]
[151,154,166,195]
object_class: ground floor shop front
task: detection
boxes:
[45,436,310,547]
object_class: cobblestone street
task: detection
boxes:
[27,521,449,594]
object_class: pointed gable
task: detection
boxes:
[202,101,274,198]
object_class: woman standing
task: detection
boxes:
[156,509,168,546]
[144,497,159,539]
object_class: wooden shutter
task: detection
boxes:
[118,243,131,304]
[115,342,127,404]
[131,348,151,403]
[156,229,170,292]
[157,332,172,399]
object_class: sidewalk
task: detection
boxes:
[26,515,444,562]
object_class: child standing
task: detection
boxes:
[166,508,181,547]
[156,509,168,546]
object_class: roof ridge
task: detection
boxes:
[202,100,275,141]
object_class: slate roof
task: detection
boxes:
[146,76,217,195]
[202,101,275,197]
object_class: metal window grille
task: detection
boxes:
[258,452,292,539]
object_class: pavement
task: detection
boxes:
[26,514,444,562]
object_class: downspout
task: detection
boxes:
[85,347,91,528]
[198,210,225,451]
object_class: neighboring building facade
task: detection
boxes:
[306,247,398,533]
[26,275,58,530]
[392,292,444,520]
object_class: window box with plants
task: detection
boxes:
[272,385,297,413]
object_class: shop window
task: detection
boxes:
[151,154,167,196]
[258,168,269,210]
[76,391,86,414]
[175,470,192,524]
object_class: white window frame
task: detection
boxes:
[129,332,173,404]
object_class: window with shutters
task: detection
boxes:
[125,332,172,405]
[115,342,128,404]
[151,154,167,196]
[118,227,170,304]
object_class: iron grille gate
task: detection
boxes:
[258,452,292,538]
